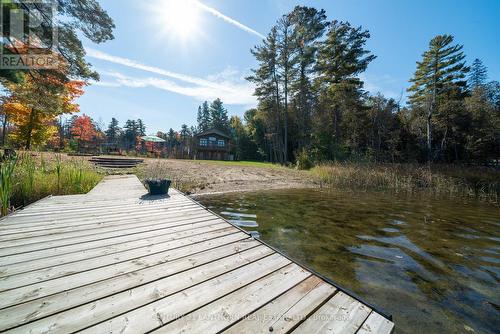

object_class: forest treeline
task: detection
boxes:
[231,6,500,165]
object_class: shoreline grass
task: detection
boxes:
[9,153,103,211]
[311,162,500,203]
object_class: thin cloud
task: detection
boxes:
[85,49,256,105]
[97,71,255,105]
[194,0,265,39]
[86,47,227,90]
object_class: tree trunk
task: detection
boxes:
[284,74,288,163]
[25,108,36,150]
[298,52,307,150]
[334,107,341,143]
[272,67,282,164]
[440,126,448,160]
[428,50,439,162]
[1,112,8,146]
[58,116,64,149]
[427,110,432,162]
[282,26,289,164]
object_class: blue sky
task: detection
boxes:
[78,0,500,133]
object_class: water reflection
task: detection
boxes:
[199,189,500,334]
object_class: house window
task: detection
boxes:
[217,139,225,147]
[208,137,217,142]
[200,138,208,146]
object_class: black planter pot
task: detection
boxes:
[145,179,171,195]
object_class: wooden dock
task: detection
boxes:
[0,175,394,333]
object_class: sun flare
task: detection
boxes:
[157,0,201,40]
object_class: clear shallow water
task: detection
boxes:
[198,189,500,334]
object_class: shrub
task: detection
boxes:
[296,148,314,170]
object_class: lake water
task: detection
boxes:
[198,189,500,334]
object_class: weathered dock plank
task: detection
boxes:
[0,175,394,333]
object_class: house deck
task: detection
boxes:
[0,175,394,333]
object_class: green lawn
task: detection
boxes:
[195,160,281,168]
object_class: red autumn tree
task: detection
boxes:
[71,114,97,148]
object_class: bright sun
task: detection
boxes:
[157,0,202,40]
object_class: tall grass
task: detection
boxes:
[55,153,62,192]
[0,157,17,216]
[9,153,103,211]
[311,162,500,202]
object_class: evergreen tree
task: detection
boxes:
[180,124,190,138]
[366,94,401,161]
[105,117,121,143]
[196,105,203,130]
[197,101,211,132]
[247,27,284,163]
[123,119,137,149]
[167,128,176,140]
[469,58,488,89]
[167,128,177,148]
[289,6,328,149]
[179,124,191,157]
[136,119,146,136]
[314,20,375,159]
[209,98,230,133]
[276,13,297,162]
[486,81,500,110]
[407,34,468,161]
[230,116,245,160]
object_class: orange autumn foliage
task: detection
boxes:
[71,114,97,143]
[3,75,85,148]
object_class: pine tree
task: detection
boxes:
[167,128,177,149]
[247,27,284,163]
[408,34,468,161]
[209,98,230,133]
[197,101,211,132]
[314,20,375,159]
[289,6,328,149]
[469,58,488,89]
[276,14,297,162]
[180,124,190,138]
[105,117,121,143]
[179,124,191,157]
[196,105,203,131]
[123,119,137,149]
[136,119,146,136]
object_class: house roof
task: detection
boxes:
[140,135,166,143]
[196,128,231,139]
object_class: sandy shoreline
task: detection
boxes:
[139,158,318,195]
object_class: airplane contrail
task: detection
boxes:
[194,0,265,39]
[85,48,256,105]
[86,47,226,90]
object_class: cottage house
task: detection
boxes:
[194,129,232,160]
